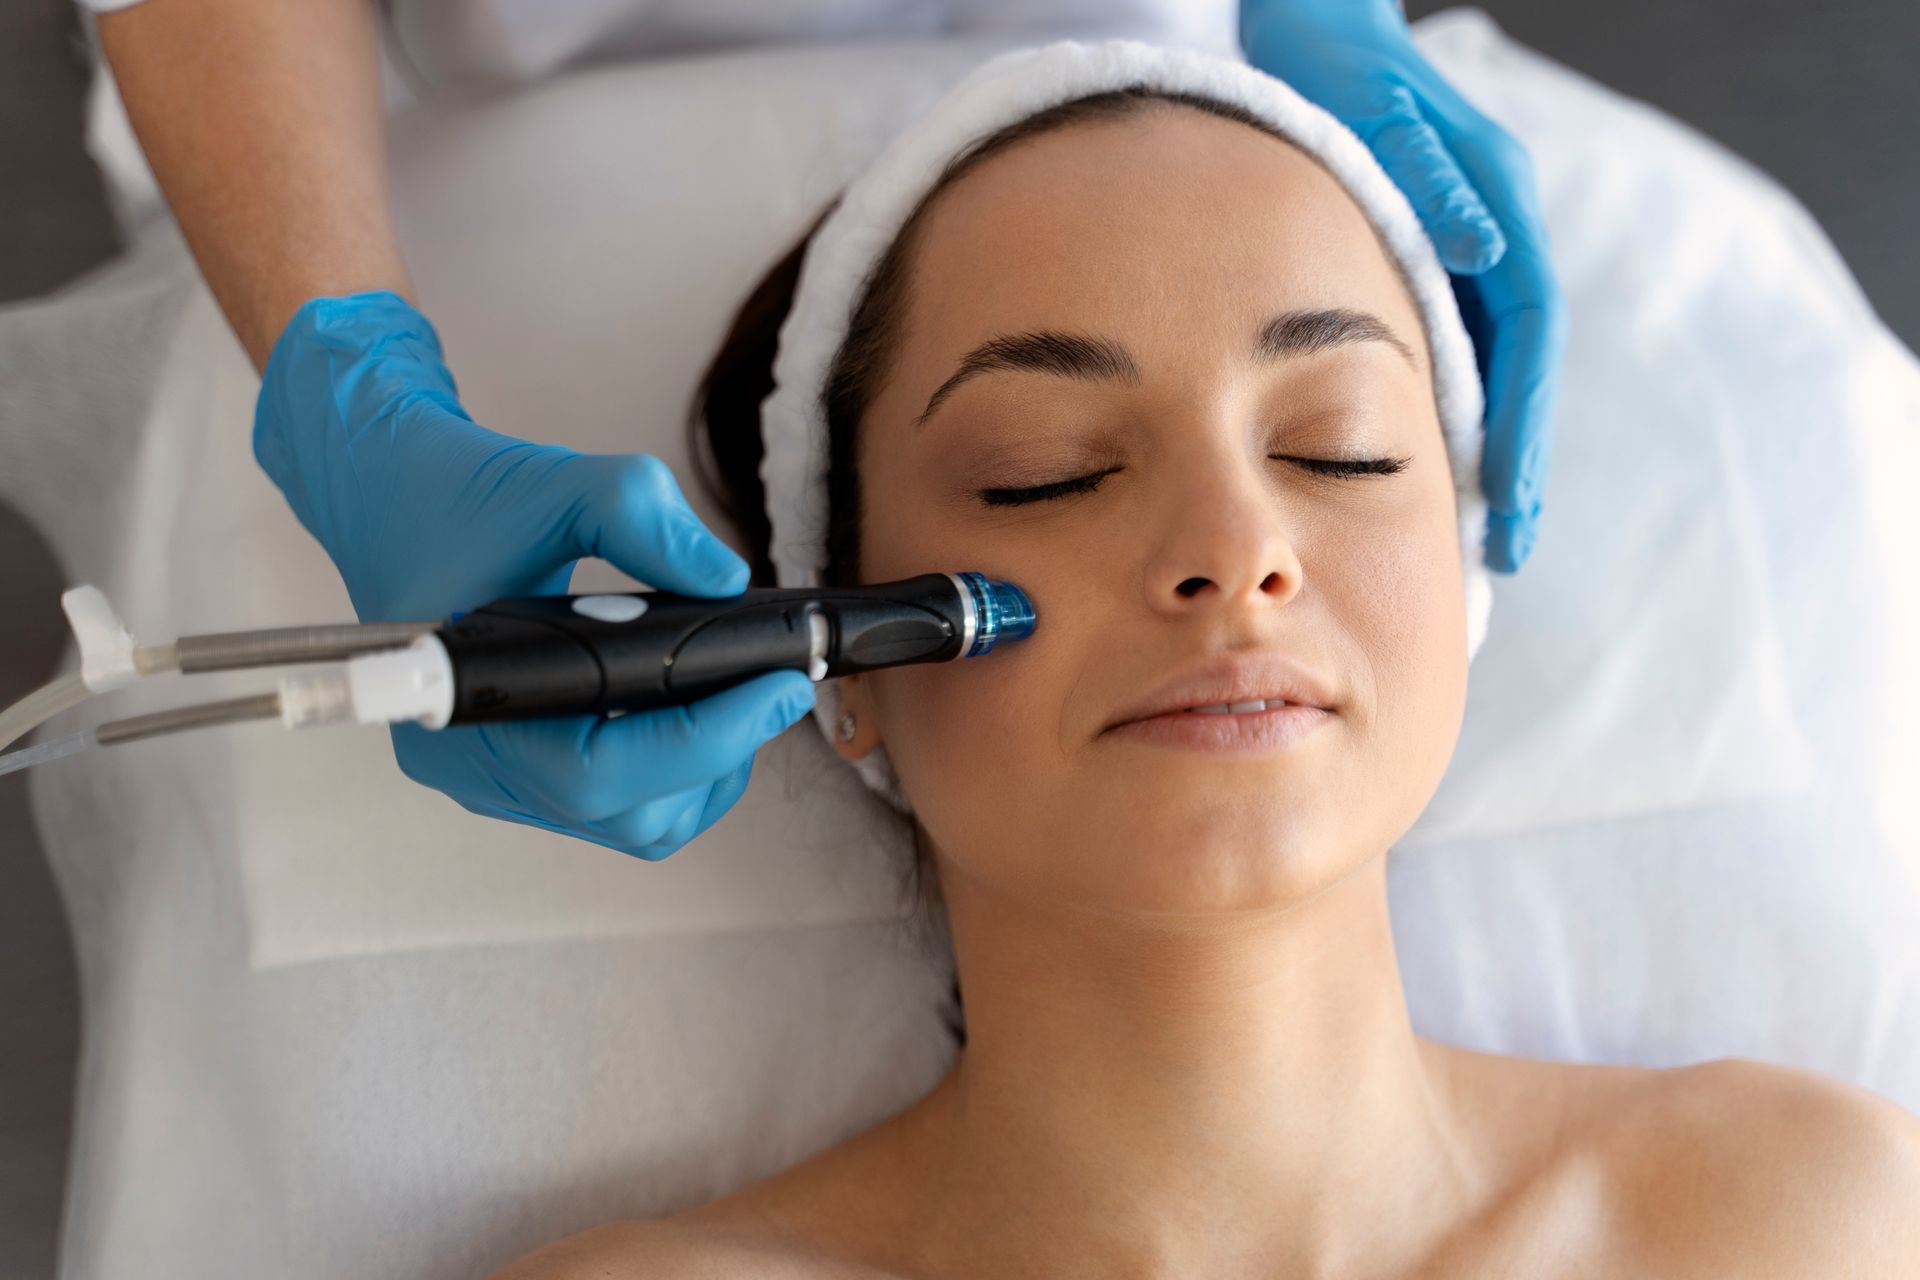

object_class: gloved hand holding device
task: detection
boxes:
[254,290,815,859]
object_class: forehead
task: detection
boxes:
[897,105,1426,377]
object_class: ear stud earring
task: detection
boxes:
[838,713,857,742]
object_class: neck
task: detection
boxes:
[894,854,1485,1280]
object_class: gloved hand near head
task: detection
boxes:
[1240,0,1568,572]
[253,290,814,859]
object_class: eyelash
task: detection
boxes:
[977,456,1411,507]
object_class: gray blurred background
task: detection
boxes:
[2,0,1915,1273]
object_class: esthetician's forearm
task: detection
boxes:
[97,0,412,370]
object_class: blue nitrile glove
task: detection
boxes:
[253,290,815,859]
[1240,0,1567,572]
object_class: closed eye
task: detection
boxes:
[976,455,1411,507]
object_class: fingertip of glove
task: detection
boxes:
[659,506,751,596]
[1509,518,1538,568]
[698,543,753,595]
[779,678,818,726]
[1439,214,1506,276]
[1486,512,1537,573]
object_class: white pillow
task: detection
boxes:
[1,12,1913,1278]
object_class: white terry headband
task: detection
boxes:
[760,37,1492,814]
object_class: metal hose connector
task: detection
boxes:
[172,622,439,673]
[93,693,284,746]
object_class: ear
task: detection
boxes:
[830,673,884,762]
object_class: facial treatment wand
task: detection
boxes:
[280,571,1037,732]
[0,572,1034,774]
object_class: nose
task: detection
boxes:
[1141,450,1304,615]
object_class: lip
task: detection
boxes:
[1103,702,1334,754]
[1102,650,1341,736]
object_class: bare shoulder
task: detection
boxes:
[481,1100,930,1279]
[480,1091,931,1280]
[1609,1057,1920,1275]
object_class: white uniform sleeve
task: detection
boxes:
[74,0,152,11]
[948,0,1240,56]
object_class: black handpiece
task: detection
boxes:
[432,571,1036,726]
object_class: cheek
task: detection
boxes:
[862,569,1092,854]
[1336,482,1469,837]
[852,454,1096,849]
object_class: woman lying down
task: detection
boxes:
[493,38,1920,1280]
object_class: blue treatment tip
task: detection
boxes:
[956,572,1037,657]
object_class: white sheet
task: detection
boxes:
[0,10,1914,1278]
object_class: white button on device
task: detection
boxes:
[571,594,649,624]
[807,609,831,682]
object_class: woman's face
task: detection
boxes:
[836,106,1469,917]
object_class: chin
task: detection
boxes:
[1058,792,1353,915]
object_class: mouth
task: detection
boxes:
[1164,699,1302,716]
[1102,692,1334,733]
[1103,701,1333,754]
[1100,649,1341,747]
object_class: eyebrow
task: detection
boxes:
[913,307,1419,428]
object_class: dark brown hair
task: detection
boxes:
[687,86,1380,1047]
